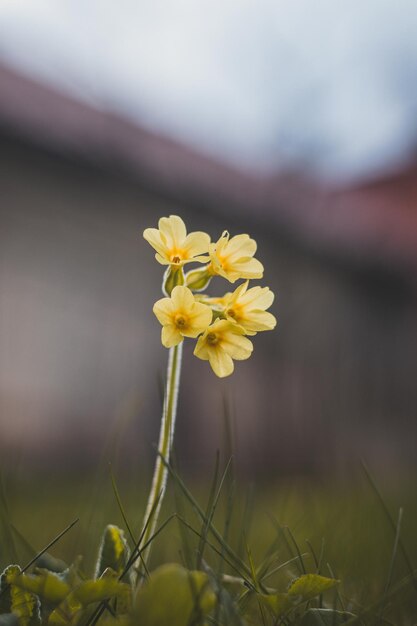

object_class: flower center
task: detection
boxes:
[175,314,187,328]
[170,248,186,264]
[226,308,236,318]
[206,332,218,345]
[216,254,229,270]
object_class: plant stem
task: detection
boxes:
[136,342,183,581]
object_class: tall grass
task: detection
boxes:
[1,458,416,623]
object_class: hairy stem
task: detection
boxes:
[136,342,183,581]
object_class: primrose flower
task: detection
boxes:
[223,281,277,335]
[208,231,264,283]
[194,319,253,378]
[153,286,213,348]
[144,215,210,267]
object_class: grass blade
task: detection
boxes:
[196,452,221,570]
[109,464,137,548]
[378,507,403,623]
[362,461,417,593]
[159,453,253,581]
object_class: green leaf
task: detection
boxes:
[299,608,358,625]
[134,563,216,626]
[1,566,40,626]
[73,576,130,606]
[95,526,130,579]
[9,581,40,626]
[7,568,70,605]
[287,574,340,601]
[258,574,340,619]
[48,570,131,626]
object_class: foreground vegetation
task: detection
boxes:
[1,461,416,625]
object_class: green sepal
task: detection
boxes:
[162,266,184,296]
[94,525,130,579]
[134,563,216,626]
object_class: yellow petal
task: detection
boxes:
[183,232,210,257]
[171,285,195,310]
[241,310,277,333]
[158,215,187,247]
[210,319,236,334]
[220,292,233,305]
[184,303,213,337]
[208,347,234,378]
[240,286,274,309]
[194,335,210,360]
[143,228,169,259]
[208,241,219,258]
[228,281,248,304]
[221,332,253,360]
[225,234,257,259]
[218,268,238,282]
[211,232,228,256]
[187,255,211,265]
[153,298,174,325]
[155,253,171,265]
[232,257,264,280]
[161,325,183,348]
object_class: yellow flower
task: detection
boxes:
[144,215,210,267]
[194,319,253,378]
[223,281,277,335]
[208,230,264,283]
[153,286,213,348]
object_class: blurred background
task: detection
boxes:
[0,0,417,489]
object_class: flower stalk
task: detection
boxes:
[138,214,276,580]
[136,341,183,581]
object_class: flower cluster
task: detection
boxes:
[143,215,276,377]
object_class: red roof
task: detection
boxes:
[1,62,416,277]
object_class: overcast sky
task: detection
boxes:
[0,0,417,180]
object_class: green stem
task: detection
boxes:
[136,342,183,580]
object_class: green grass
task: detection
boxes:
[1,461,417,623]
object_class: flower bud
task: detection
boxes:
[184,266,212,292]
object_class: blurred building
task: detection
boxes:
[1,63,416,478]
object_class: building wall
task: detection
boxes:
[1,134,416,478]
